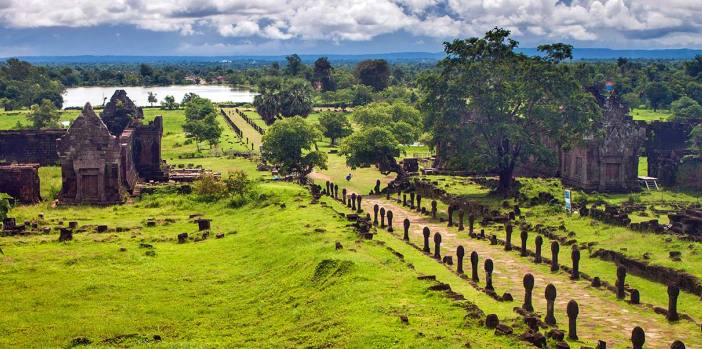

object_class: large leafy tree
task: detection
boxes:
[351,101,422,145]
[690,124,702,158]
[313,57,336,91]
[420,28,599,193]
[644,82,673,111]
[317,111,352,146]
[261,117,327,180]
[285,54,304,77]
[280,79,313,118]
[27,99,61,129]
[341,127,403,176]
[356,59,390,91]
[671,96,702,121]
[182,96,222,150]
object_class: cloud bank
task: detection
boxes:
[1,0,702,48]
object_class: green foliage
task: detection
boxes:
[351,84,374,106]
[160,95,179,110]
[26,99,61,129]
[313,57,336,91]
[182,96,222,150]
[355,59,390,91]
[193,173,229,201]
[261,117,327,179]
[285,54,304,77]
[644,82,673,111]
[254,77,313,124]
[0,58,65,109]
[690,124,702,158]
[147,91,157,106]
[341,127,402,174]
[671,96,702,121]
[224,170,252,198]
[317,112,352,146]
[0,193,9,220]
[194,170,255,203]
[351,101,422,145]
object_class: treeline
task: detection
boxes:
[0,58,65,109]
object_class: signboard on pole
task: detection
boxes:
[564,189,572,213]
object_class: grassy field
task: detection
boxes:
[0,109,80,129]
[631,108,671,122]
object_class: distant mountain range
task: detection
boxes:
[7,48,702,64]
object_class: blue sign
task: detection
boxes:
[564,190,572,213]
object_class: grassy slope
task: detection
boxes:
[631,108,671,122]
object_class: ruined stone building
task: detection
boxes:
[646,121,695,187]
[57,90,166,205]
[0,163,41,203]
[0,129,65,165]
[559,95,646,192]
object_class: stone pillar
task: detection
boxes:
[571,245,580,280]
[630,289,640,304]
[667,284,680,321]
[373,204,379,226]
[671,340,686,349]
[386,210,394,232]
[334,184,338,199]
[403,218,410,241]
[402,194,407,206]
[616,266,626,300]
[198,219,211,231]
[422,227,431,253]
[356,195,362,213]
[351,193,357,210]
[431,200,437,219]
[458,210,465,231]
[535,235,543,263]
[342,188,347,204]
[385,190,390,200]
[456,246,465,274]
[380,207,386,228]
[374,179,381,194]
[545,284,557,325]
[59,228,73,242]
[551,241,560,272]
[484,259,494,291]
[409,192,415,209]
[631,326,645,349]
[433,232,441,259]
[416,194,422,212]
[471,251,479,282]
[505,224,513,251]
[567,300,579,340]
[520,229,528,257]
[447,206,454,227]
[596,341,607,349]
[325,181,330,195]
[522,273,534,312]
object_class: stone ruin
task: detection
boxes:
[0,163,41,203]
[559,94,645,192]
[646,120,701,190]
[0,129,66,165]
[56,90,167,205]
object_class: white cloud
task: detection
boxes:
[0,0,702,47]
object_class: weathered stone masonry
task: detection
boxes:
[0,129,65,165]
[0,163,41,203]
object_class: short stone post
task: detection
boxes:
[631,326,645,349]
[456,246,465,274]
[374,179,381,194]
[505,224,513,251]
[198,219,211,231]
[373,204,379,226]
[567,300,579,340]
[520,229,528,257]
[551,241,560,272]
[386,210,394,232]
[522,273,534,312]
[471,251,479,282]
[402,194,407,206]
[58,228,73,242]
[351,193,357,210]
[422,227,431,253]
[334,184,338,199]
[342,188,347,204]
[616,266,626,299]
[545,284,557,325]
[671,340,686,349]
[457,210,465,231]
[325,181,330,195]
[433,232,442,259]
[535,235,543,263]
[403,218,410,241]
[571,245,580,280]
[630,289,640,304]
[431,200,437,219]
[447,206,454,227]
[484,258,494,291]
[416,194,422,212]
[409,192,415,209]
[356,195,362,213]
[380,207,386,228]
[667,284,680,321]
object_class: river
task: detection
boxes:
[62,85,256,108]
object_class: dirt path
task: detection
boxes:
[362,196,701,348]
[224,109,263,147]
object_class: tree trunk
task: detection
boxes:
[330,137,336,146]
[497,164,515,196]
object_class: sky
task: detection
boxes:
[1,0,702,56]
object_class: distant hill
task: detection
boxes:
[6,48,702,65]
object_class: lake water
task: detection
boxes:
[62,85,256,108]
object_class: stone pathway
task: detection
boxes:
[362,196,702,348]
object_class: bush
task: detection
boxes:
[193,173,228,201]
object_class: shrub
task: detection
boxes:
[193,173,228,201]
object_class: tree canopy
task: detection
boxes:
[341,127,402,175]
[420,27,599,193]
[27,99,61,129]
[671,96,702,121]
[261,117,327,180]
[351,101,422,145]
[182,96,222,150]
[317,112,352,146]
[254,77,313,124]
[0,58,65,110]
[356,59,390,91]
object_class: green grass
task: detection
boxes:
[0,110,80,130]
[1,183,528,348]
[631,108,671,122]
[638,156,648,177]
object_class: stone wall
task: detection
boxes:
[676,159,702,190]
[0,129,66,165]
[133,116,167,181]
[645,121,694,187]
[0,163,41,203]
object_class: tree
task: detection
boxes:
[140,64,154,77]
[313,57,336,91]
[261,117,327,180]
[420,28,599,193]
[280,79,313,118]
[27,99,60,129]
[147,92,157,107]
[253,77,283,125]
[224,170,252,198]
[671,96,702,121]
[351,101,422,145]
[356,59,391,91]
[160,95,179,110]
[181,92,199,106]
[644,82,673,111]
[0,194,9,221]
[351,84,374,106]
[318,112,352,146]
[285,54,304,76]
[341,127,403,176]
[182,96,222,150]
[686,81,702,105]
[689,124,702,158]
[685,55,702,78]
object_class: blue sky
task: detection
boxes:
[1,0,701,56]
